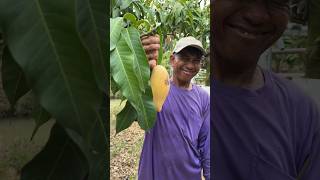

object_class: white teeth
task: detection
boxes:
[183,70,192,75]
[241,30,251,36]
[240,30,257,38]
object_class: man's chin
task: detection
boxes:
[216,49,261,67]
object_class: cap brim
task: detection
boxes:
[174,44,205,55]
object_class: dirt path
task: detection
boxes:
[110,122,144,180]
[0,118,53,180]
[110,99,145,179]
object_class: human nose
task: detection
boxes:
[243,1,271,26]
[184,60,198,68]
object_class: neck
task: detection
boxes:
[213,54,264,90]
[171,77,192,90]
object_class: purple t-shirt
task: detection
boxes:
[212,69,320,180]
[138,81,210,180]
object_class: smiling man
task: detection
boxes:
[212,0,320,179]
[138,36,210,180]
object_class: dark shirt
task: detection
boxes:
[211,69,320,180]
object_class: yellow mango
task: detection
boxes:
[150,65,170,112]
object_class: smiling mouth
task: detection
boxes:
[182,69,195,76]
[227,24,270,40]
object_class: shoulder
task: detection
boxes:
[193,84,210,98]
[192,84,210,107]
[266,70,320,141]
[266,70,319,124]
[266,70,314,106]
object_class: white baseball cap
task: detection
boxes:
[173,36,205,55]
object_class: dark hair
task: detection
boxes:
[176,46,204,58]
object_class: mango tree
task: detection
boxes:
[111,0,210,134]
[0,0,107,179]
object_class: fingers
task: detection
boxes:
[140,35,160,69]
[149,60,157,70]
[146,50,159,60]
[141,35,160,52]
[143,44,160,52]
[141,34,160,45]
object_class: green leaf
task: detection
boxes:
[136,86,156,131]
[110,75,120,95]
[123,12,137,25]
[30,105,51,141]
[132,1,145,18]
[112,7,120,18]
[110,32,140,104]
[110,31,156,131]
[121,27,150,92]
[76,0,107,93]
[111,0,116,9]
[116,101,137,134]
[21,123,89,180]
[66,113,107,180]
[119,0,136,10]
[0,0,106,179]
[137,19,152,34]
[1,46,29,107]
[110,17,124,51]
[64,94,108,180]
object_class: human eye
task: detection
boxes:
[192,59,201,64]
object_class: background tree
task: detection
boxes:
[291,0,320,78]
[110,0,210,133]
[306,0,320,78]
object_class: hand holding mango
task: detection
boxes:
[141,35,170,112]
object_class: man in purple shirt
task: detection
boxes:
[141,0,320,179]
[212,0,320,179]
[138,36,210,180]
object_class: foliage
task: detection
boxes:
[305,0,320,78]
[110,0,210,133]
[110,17,157,134]
[272,33,308,73]
[0,0,107,179]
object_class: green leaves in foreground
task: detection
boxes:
[0,0,107,179]
[1,46,29,108]
[110,17,156,133]
[21,123,89,180]
[116,101,137,134]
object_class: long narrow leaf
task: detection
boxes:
[110,33,140,104]
[116,101,137,134]
[122,27,150,92]
[111,32,156,131]
[76,0,107,92]
[0,0,106,179]
[110,17,124,51]
[136,86,156,131]
[30,105,51,141]
[21,123,89,180]
[1,46,29,107]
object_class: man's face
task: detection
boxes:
[212,0,290,66]
[170,47,203,84]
